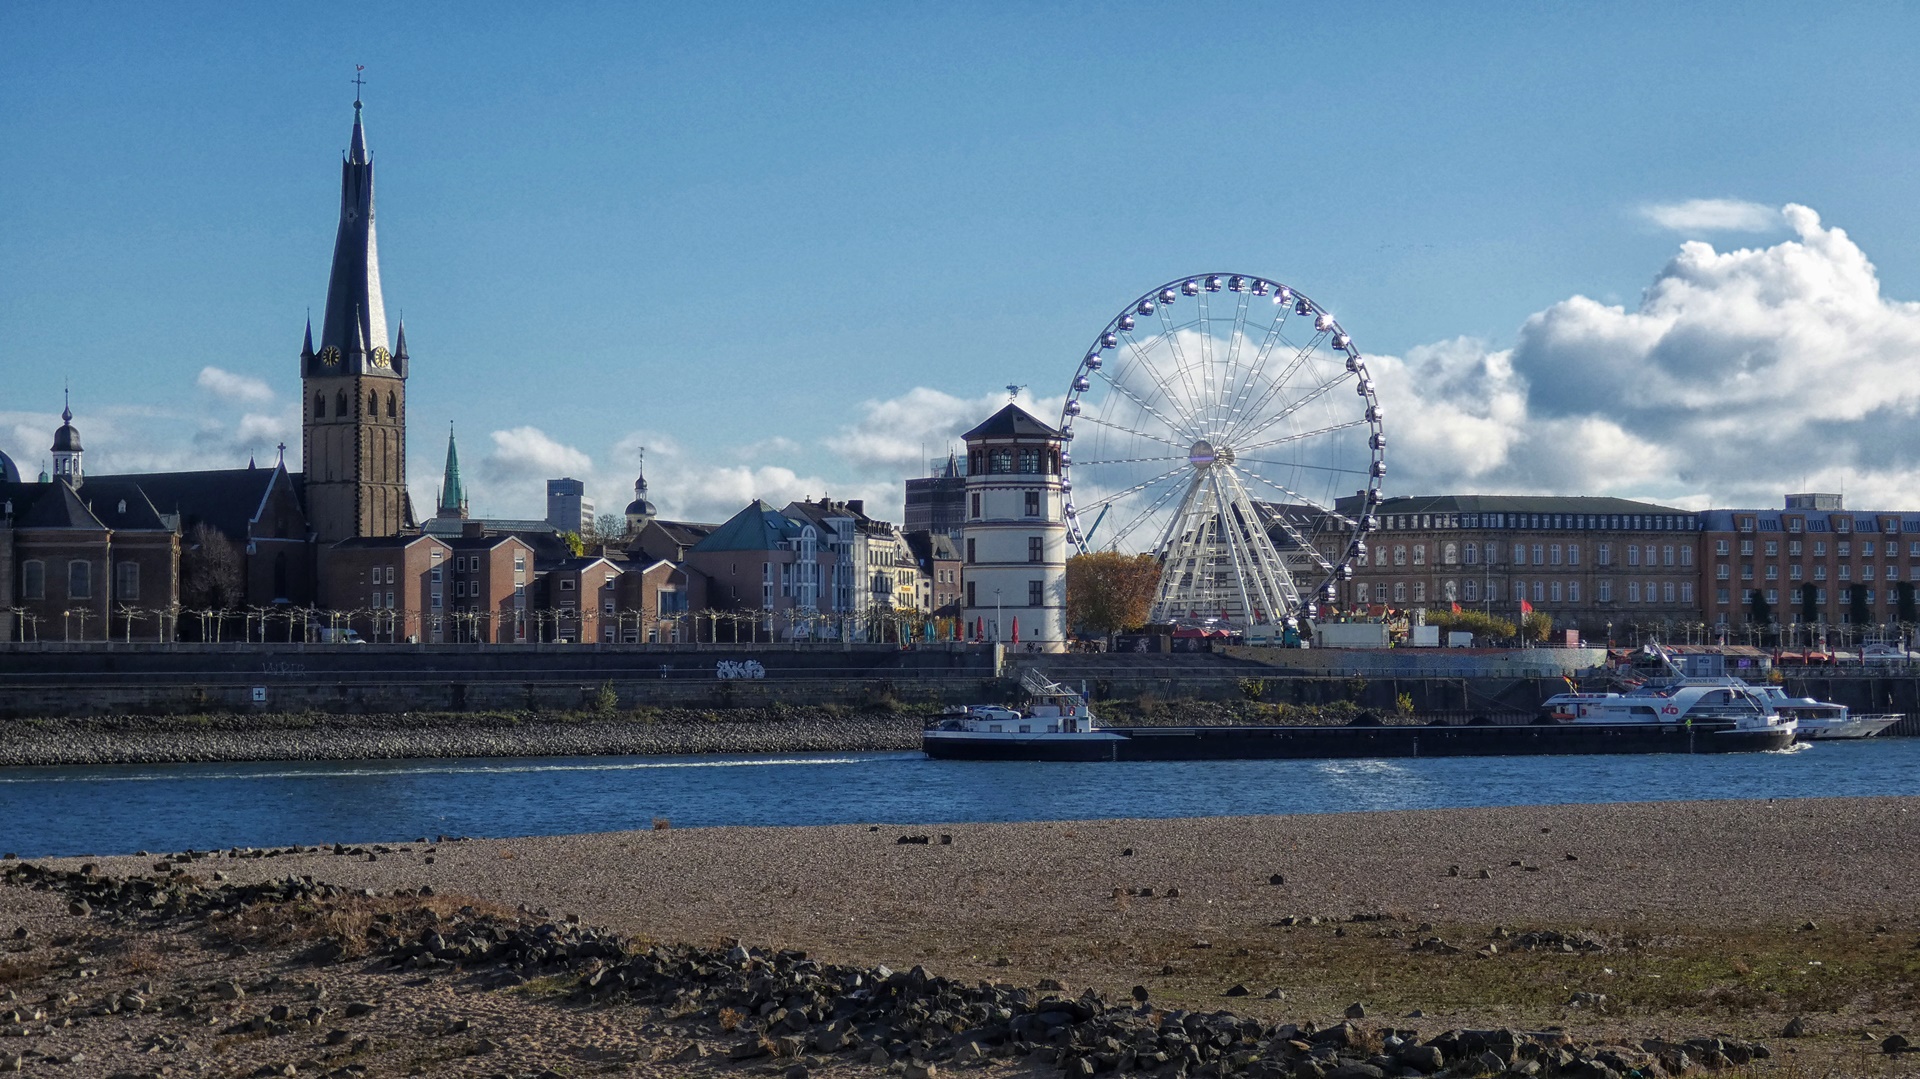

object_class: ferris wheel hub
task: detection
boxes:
[1187,440,1219,468]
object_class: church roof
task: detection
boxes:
[690,500,806,553]
[79,480,171,532]
[315,99,394,376]
[962,403,1061,442]
[89,466,295,543]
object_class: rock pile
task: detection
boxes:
[3,861,1774,1078]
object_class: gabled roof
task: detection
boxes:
[962,403,1061,442]
[0,481,105,530]
[81,480,172,532]
[442,533,534,551]
[329,533,449,550]
[1333,493,1692,517]
[552,555,621,573]
[90,466,294,542]
[690,500,806,553]
[902,529,960,564]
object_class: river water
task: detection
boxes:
[3,740,1917,859]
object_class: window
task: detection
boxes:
[1531,544,1544,565]
[1486,582,1499,602]
[1550,581,1562,602]
[1814,565,1828,581]
[1862,565,1875,581]
[1028,536,1043,563]
[1484,542,1497,565]
[514,554,526,572]
[368,390,378,414]
[1568,543,1581,566]
[1766,588,1778,605]
[68,561,91,600]
[1464,579,1478,601]
[1017,448,1041,474]
[1715,539,1730,555]
[1597,543,1611,566]
[431,593,442,610]
[372,590,383,609]
[1739,539,1754,556]
[560,578,576,591]
[1513,543,1526,564]
[1681,583,1692,602]
[1464,544,1479,565]
[988,449,1013,473]
[1412,545,1426,566]
[386,391,397,418]
[1629,581,1641,602]
[1663,545,1675,566]
[116,562,140,600]
[386,591,394,608]
[1664,582,1676,603]
[1741,564,1753,581]
[1024,491,1039,517]
[336,390,347,415]
[1549,544,1562,566]
[21,560,44,600]
[1597,580,1611,602]
[1838,541,1851,557]
[1814,542,1826,557]
[455,581,465,598]
[1765,541,1779,557]
[1355,583,1370,603]
[314,394,326,418]
[1816,588,1826,603]
[1413,582,1426,602]
[1839,564,1851,581]
[1680,545,1692,566]
[1444,542,1457,565]
[1789,541,1802,557]
[1028,579,1044,606]
[1790,564,1803,580]
[966,538,977,564]
[1532,581,1545,602]
[1717,587,1729,605]
[1568,581,1580,602]
[966,581,976,607]
[1865,540,1878,557]
[1393,582,1407,602]
[1393,545,1406,566]
[1627,546,1640,567]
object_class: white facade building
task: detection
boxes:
[959,403,1067,652]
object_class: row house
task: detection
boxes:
[1,472,180,643]
[1318,494,1701,641]
[687,500,838,640]
[317,527,537,643]
[904,529,963,621]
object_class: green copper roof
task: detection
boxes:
[438,427,467,515]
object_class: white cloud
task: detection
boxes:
[482,426,593,480]
[1639,198,1781,234]
[196,365,276,406]
[1374,202,1920,509]
[825,386,1064,473]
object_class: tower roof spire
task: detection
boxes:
[436,423,468,519]
[316,83,389,371]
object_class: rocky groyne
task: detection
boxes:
[0,707,926,767]
[0,858,1799,1078]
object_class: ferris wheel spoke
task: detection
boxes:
[1236,457,1373,477]
[1229,367,1352,449]
[1070,454,1187,467]
[1093,358,1194,442]
[1195,291,1219,429]
[1225,464,1334,576]
[1103,473,1194,551]
[1073,412,1186,451]
[1071,463,1190,515]
[1224,460,1337,516]
[1154,304,1210,431]
[1234,417,1369,455]
[1223,334,1333,446]
[1214,292,1254,432]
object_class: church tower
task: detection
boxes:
[302,95,411,543]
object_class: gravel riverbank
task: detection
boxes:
[0,708,926,766]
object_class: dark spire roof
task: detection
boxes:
[961,402,1061,442]
[624,449,655,518]
[316,97,389,371]
[301,316,315,359]
[51,391,81,453]
[437,425,468,518]
[393,319,408,358]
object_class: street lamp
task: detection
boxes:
[994,587,1003,643]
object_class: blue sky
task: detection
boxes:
[7,4,1920,523]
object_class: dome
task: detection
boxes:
[625,497,656,518]
[51,400,81,453]
[0,448,18,484]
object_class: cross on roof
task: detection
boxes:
[352,65,366,101]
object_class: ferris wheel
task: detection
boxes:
[1059,274,1384,633]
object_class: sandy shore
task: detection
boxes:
[5,798,1919,1077]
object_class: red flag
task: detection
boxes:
[1011,616,1020,643]
[1520,598,1534,614]
[1451,602,1461,614]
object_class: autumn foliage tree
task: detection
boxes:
[1066,551,1162,637]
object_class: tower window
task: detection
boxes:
[314,394,326,418]
[387,391,397,418]
[368,391,378,415]
[336,390,347,415]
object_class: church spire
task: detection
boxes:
[316,93,388,372]
[436,425,468,519]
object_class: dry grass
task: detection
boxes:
[216,891,523,960]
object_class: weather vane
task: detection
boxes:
[1005,383,1026,401]
[352,65,366,102]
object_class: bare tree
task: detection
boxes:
[180,523,245,611]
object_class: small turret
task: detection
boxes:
[50,391,82,488]
[436,424,468,520]
[624,448,657,532]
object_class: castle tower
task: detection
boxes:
[302,95,410,543]
[958,403,1067,652]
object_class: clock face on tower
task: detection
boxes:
[371,346,392,369]
[319,346,341,368]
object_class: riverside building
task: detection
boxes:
[1699,494,1920,630]
[958,403,1067,651]
[1323,494,1702,642]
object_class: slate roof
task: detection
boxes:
[329,533,447,550]
[0,481,103,530]
[79,480,171,532]
[690,501,805,553]
[1332,493,1693,518]
[902,529,959,565]
[89,466,293,542]
[961,403,1062,442]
